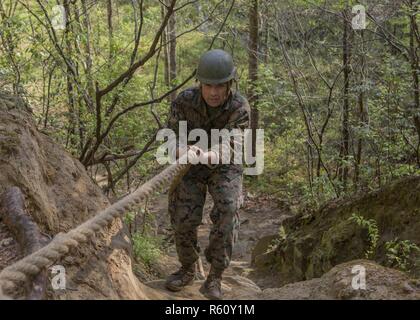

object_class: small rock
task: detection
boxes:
[0,237,14,247]
[246,192,256,199]
[402,282,415,293]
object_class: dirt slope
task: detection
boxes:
[0,92,152,299]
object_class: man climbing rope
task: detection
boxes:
[164,49,251,300]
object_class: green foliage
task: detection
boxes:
[348,213,379,259]
[302,174,338,209]
[124,211,135,226]
[385,238,420,272]
[347,214,419,273]
[1,0,419,223]
[266,225,287,253]
[132,232,162,267]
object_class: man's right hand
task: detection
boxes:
[187,145,203,164]
[176,145,204,164]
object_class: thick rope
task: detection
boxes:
[0,155,191,299]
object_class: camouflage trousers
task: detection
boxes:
[168,164,243,271]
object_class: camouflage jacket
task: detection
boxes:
[166,86,251,168]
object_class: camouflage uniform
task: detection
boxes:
[167,86,250,271]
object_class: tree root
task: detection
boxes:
[0,187,50,299]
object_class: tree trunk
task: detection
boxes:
[339,9,352,193]
[409,0,420,166]
[161,4,170,89]
[63,0,77,150]
[168,4,177,102]
[248,0,259,157]
[354,29,368,190]
[107,0,114,61]
[262,2,269,64]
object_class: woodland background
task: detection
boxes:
[0,0,419,269]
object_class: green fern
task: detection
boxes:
[348,213,379,259]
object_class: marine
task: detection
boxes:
[164,49,251,300]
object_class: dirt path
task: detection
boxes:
[143,190,292,299]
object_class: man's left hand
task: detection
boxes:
[199,151,219,165]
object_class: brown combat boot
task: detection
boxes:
[199,267,223,300]
[165,264,196,292]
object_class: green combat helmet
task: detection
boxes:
[196,49,236,84]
